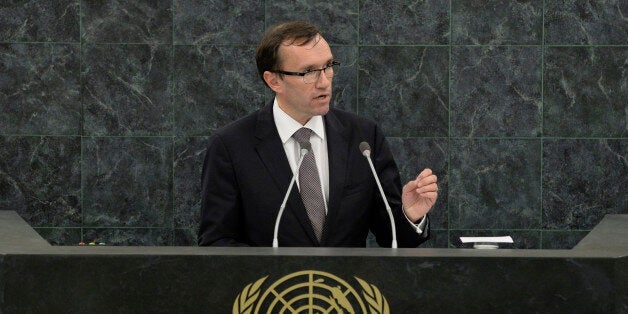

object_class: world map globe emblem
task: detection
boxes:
[233,270,390,313]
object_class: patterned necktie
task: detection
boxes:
[292,127,326,241]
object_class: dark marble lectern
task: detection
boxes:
[1,211,626,313]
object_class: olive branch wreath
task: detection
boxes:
[232,276,267,314]
[232,275,389,314]
[355,276,390,314]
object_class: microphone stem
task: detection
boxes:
[273,152,307,248]
[365,156,398,248]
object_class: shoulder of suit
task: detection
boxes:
[213,107,264,137]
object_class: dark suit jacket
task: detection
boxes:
[198,103,429,247]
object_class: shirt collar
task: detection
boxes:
[273,98,326,144]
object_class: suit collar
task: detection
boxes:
[272,99,326,143]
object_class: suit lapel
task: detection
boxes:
[253,103,319,245]
[321,109,350,243]
[253,104,292,191]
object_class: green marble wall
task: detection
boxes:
[0,0,625,248]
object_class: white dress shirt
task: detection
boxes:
[273,100,329,213]
[272,99,426,234]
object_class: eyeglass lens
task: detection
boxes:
[303,65,335,84]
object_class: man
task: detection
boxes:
[198,21,438,247]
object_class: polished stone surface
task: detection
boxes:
[0,0,626,249]
[82,137,173,227]
[329,46,358,113]
[452,0,543,45]
[3,252,620,312]
[545,0,628,45]
[174,227,197,246]
[449,139,542,229]
[544,47,627,137]
[174,0,264,45]
[541,230,590,249]
[451,46,542,137]
[32,227,82,246]
[81,0,172,44]
[173,136,208,229]
[82,227,173,246]
[0,0,79,42]
[0,136,81,226]
[1,211,626,312]
[388,138,449,229]
[0,44,81,135]
[360,0,449,44]
[267,0,358,45]
[358,46,449,137]
[173,45,265,136]
[82,44,173,136]
[543,139,627,229]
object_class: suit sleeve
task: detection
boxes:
[198,134,249,246]
[369,125,430,248]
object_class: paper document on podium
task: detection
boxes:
[459,236,514,243]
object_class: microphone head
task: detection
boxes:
[300,142,311,155]
[359,142,371,157]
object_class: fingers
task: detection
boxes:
[405,168,439,195]
[417,182,438,195]
[402,179,419,194]
[417,169,437,187]
[417,168,433,180]
[416,168,438,195]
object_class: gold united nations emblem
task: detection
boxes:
[233,270,390,314]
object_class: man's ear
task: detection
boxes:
[263,71,282,93]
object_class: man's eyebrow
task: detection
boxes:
[300,58,335,70]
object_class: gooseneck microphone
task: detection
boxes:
[359,142,398,248]
[272,142,311,248]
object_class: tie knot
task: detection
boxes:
[293,128,313,144]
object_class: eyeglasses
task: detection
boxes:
[272,61,340,84]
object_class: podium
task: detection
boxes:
[1,211,626,312]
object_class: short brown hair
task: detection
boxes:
[255,21,322,87]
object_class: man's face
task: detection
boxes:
[272,35,334,125]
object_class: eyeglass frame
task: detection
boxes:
[270,60,340,84]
